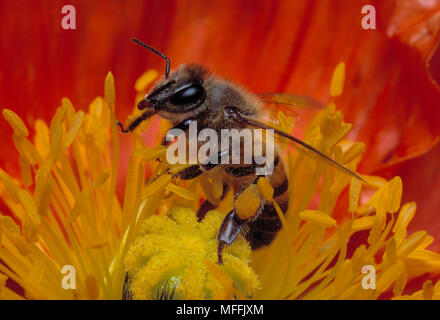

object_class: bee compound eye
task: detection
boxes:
[169,83,205,105]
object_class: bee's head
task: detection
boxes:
[131,38,208,120]
[139,64,208,116]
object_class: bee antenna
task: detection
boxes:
[131,38,170,78]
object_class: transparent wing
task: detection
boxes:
[231,111,364,182]
[258,92,326,131]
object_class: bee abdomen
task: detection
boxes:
[246,201,288,250]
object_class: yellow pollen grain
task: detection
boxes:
[330,62,346,97]
[2,109,29,137]
[135,70,159,92]
[235,184,261,220]
[300,210,336,228]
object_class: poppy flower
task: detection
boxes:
[0,0,439,300]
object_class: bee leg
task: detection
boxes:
[116,109,156,133]
[217,210,245,264]
[201,149,229,170]
[175,165,204,180]
[176,149,228,180]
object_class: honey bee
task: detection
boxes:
[118,39,363,265]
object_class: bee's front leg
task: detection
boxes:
[116,109,156,133]
[175,164,204,180]
[175,150,229,180]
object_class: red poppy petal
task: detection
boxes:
[387,0,440,82]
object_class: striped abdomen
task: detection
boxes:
[224,154,289,250]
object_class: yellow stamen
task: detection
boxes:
[330,62,346,97]
[134,70,159,92]
[299,210,336,228]
[2,109,29,137]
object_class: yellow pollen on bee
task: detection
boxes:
[235,184,262,220]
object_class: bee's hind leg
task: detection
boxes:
[217,210,245,264]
